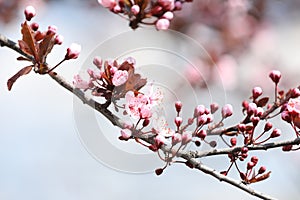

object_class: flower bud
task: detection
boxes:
[251,156,259,165]
[155,168,164,176]
[252,86,263,99]
[238,124,246,132]
[30,22,39,31]
[258,166,266,174]
[247,103,257,115]
[247,162,255,170]
[251,116,260,126]
[222,104,233,118]
[156,18,170,30]
[120,129,131,140]
[264,122,273,132]
[175,101,182,113]
[24,5,36,21]
[269,70,281,84]
[174,117,183,127]
[291,88,300,98]
[55,35,64,45]
[65,43,81,60]
[270,128,281,138]
[196,129,207,140]
[181,132,192,145]
[131,5,140,15]
[194,105,205,117]
[162,11,174,20]
[230,137,237,146]
[210,103,219,114]
[172,133,182,145]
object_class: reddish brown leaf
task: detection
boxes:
[21,22,38,60]
[17,56,31,61]
[7,66,32,91]
[257,97,269,107]
[125,68,147,92]
[18,40,32,56]
[38,32,56,63]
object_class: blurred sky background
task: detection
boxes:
[1,0,300,199]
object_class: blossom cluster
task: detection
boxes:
[73,57,147,103]
[7,5,81,91]
[97,0,193,30]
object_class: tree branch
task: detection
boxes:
[194,137,300,158]
[0,32,278,200]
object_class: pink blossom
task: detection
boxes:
[93,57,103,69]
[286,98,300,117]
[156,18,170,30]
[155,134,166,146]
[269,70,281,84]
[98,0,116,9]
[222,104,233,118]
[181,132,192,145]
[140,105,152,119]
[247,103,257,115]
[73,75,90,90]
[194,105,206,117]
[47,25,57,35]
[24,5,36,21]
[120,129,132,139]
[55,35,64,45]
[125,91,149,118]
[131,5,140,15]
[174,116,183,127]
[163,11,174,20]
[158,0,175,10]
[65,43,81,60]
[252,86,263,99]
[112,70,128,86]
[125,57,136,66]
[172,133,182,145]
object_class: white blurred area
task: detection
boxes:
[1,1,300,200]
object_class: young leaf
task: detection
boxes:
[7,66,32,91]
[257,97,269,107]
[38,32,56,63]
[20,22,38,60]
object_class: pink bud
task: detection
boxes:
[155,135,166,147]
[30,22,39,31]
[252,86,263,99]
[251,116,260,126]
[210,103,219,114]
[172,133,182,145]
[258,166,266,174]
[247,162,255,170]
[120,129,131,139]
[264,122,273,132]
[256,107,264,117]
[196,129,207,140]
[291,88,300,98]
[65,43,81,60]
[24,5,36,21]
[47,25,57,35]
[93,56,103,69]
[247,103,257,115]
[73,75,90,90]
[206,114,213,123]
[162,11,174,20]
[242,100,249,109]
[241,147,248,154]
[238,124,246,132]
[143,118,150,127]
[230,137,237,146]
[113,5,121,13]
[181,132,192,145]
[112,70,129,86]
[174,1,182,10]
[251,156,259,165]
[174,117,183,127]
[194,105,206,117]
[175,101,182,113]
[269,70,281,84]
[156,18,170,30]
[98,0,116,9]
[131,5,140,15]
[281,111,292,123]
[222,104,233,118]
[55,35,64,45]
[197,115,207,126]
[270,128,281,138]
